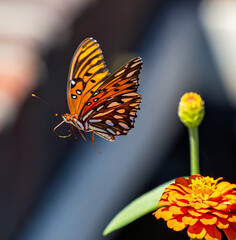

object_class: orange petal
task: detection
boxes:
[154,208,173,220]
[169,206,187,215]
[226,194,236,200]
[204,225,222,240]
[228,214,236,223]
[195,202,210,209]
[171,186,190,195]
[158,200,170,206]
[153,208,163,219]
[217,182,231,192]
[167,216,187,231]
[204,200,218,207]
[175,177,190,187]
[189,174,201,182]
[216,182,236,195]
[211,210,229,219]
[168,184,186,193]
[198,209,210,213]
[185,194,195,202]
[176,199,190,207]
[223,223,236,240]
[216,218,229,229]
[221,184,236,195]
[200,213,217,225]
[182,214,198,226]
[168,191,185,203]
[176,184,192,194]
[188,221,207,239]
[214,204,228,211]
[188,209,203,217]
[160,192,169,199]
[211,190,221,198]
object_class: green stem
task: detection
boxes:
[188,127,200,175]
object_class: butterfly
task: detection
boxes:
[54,37,142,149]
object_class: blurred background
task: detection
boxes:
[0,0,236,239]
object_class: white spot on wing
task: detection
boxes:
[113,115,123,119]
[122,93,138,97]
[94,131,115,141]
[89,125,107,133]
[107,128,116,135]
[114,69,125,77]
[130,116,135,121]
[119,122,130,130]
[107,97,115,101]
[93,109,114,118]
[130,62,140,68]
[126,70,137,78]
[97,105,104,111]
[75,120,84,130]
[116,109,125,114]
[76,89,82,95]
[107,101,120,108]
[105,120,114,127]
[89,119,102,123]
[82,110,93,122]
[84,121,89,130]
[121,97,133,103]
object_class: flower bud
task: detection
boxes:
[178,92,205,128]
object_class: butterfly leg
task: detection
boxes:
[92,131,101,153]
[70,124,77,139]
[84,131,101,153]
[77,127,87,141]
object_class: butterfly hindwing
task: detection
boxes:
[90,95,141,141]
[79,57,142,141]
[67,38,110,114]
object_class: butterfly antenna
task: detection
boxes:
[32,94,51,106]
[53,120,72,138]
[32,94,62,116]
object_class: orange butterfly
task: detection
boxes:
[54,38,142,149]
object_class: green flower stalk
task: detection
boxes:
[178,92,205,175]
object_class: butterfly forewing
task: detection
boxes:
[79,57,142,141]
[67,38,110,114]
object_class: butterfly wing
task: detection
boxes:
[79,57,142,141]
[67,38,110,114]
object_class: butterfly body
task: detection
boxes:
[63,113,89,132]
[56,37,142,143]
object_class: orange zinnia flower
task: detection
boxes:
[154,175,236,240]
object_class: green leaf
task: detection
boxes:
[103,178,176,236]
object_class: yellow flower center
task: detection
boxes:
[189,176,218,200]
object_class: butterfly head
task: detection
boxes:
[62,113,72,123]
